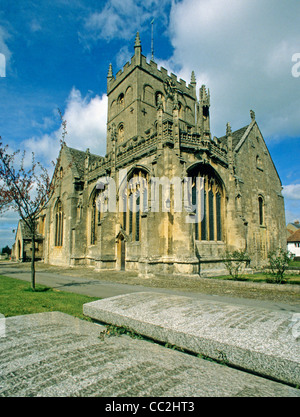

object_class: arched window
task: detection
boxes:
[118,93,124,109]
[178,102,184,119]
[125,86,133,106]
[90,186,107,245]
[256,155,263,171]
[121,169,148,242]
[185,106,194,124]
[189,165,224,241]
[258,196,264,226]
[143,85,154,105]
[118,123,125,142]
[55,200,64,246]
[110,100,117,118]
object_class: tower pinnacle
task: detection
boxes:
[191,71,196,85]
[134,32,141,48]
[134,32,142,65]
[107,63,113,79]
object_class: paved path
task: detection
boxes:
[1,264,300,397]
[1,264,299,312]
[1,312,299,397]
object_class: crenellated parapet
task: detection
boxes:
[107,34,195,99]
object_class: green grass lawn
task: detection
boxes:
[245,274,299,284]
[0,275,99,319]
[290,260,300,269]
[208,273,300,284]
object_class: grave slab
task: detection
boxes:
[1,311,299,397]
[83,292,300,386]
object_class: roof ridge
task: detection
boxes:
[218,124,249,141]
[287,228,300,242]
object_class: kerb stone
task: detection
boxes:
[83,292,300,386]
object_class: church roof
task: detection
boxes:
[17,219,43,241]
[65,146,102,178]
[287,228,300,243]
[218,125,249,149]
[288,222,300,229]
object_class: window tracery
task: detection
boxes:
[190,166,224,242]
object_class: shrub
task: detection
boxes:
[223,249,248,280]
[267,249,295,284]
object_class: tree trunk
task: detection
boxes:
[31,237,35,291]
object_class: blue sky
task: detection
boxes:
[0,0,300,249]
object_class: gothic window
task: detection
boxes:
[203,105,209,120]
[185,106,194,124]
[91,200,96,245]
[129,197,133,235]
[258,196,264,226]
[125,86,133,106]
[118,93,124,110]
[208,189,214,241]
[118,123,125,142]
[143,85,154,106]
[192,182,198,240]
[201,190,207,241]
[178,102,184,119]
[135,196,140,241]
[190,166,224,242]
[216,192,222,241]
[122,169,148,242]
[90,187,107,245]
[256,155,263,171]
[54,200,64,246]
[110,100,117,118]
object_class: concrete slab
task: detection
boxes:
[83,292,300,387]
[1,312,299,397]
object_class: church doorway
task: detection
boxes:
[117,235,126,271]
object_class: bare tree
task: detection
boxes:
[0,110,67,290]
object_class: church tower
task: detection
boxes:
[37,31,286,277]
[106,32,199,155]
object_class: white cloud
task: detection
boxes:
[0,87,108,247]
[82,0,170,44]
[116,45,131,69]
[22,133,60,170]
[282,184,300,201]
[63,88,107,156]
[22,88,108,169]
[285,210,300,224]
[0,25,12,74]
[167,0,300,139]
[29,19,42,33]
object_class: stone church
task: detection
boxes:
[15,33,286,276]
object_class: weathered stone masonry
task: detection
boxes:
[28,33,286,276]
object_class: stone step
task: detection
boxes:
[83,292,300,387]
[2,312,299,397]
